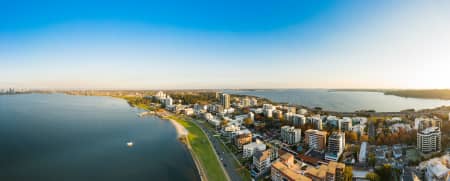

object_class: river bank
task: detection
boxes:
[135,107,228,181]
[164,116,189,138]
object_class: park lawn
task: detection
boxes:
[169,116,228,181]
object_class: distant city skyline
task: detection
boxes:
[1,1,450,89]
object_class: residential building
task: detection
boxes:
[293,114,306,127]
[352,124,365,135]
[268,139,282,157]
[359,142,368,163]
[250,98,258,106]
[220,93,231,109]
[297,108,308,115]
[305,129,327,151]
[181,108,194,115]
[352,117,368,125]
[417,127,441,154]
[154,91,167,100]
[390,123,412,133]
[248,112,254,121]
[252,149,272,177]
[234,130,252,149]
[308,115,323,130]
[280,126,302,145]
[415,117,441,131]
[273,110,283,120]
[305,161,345,181]
[264,109,273,118]
[243,140,266,158]
[271,153,312,181]
[161,96,173,106]
[392,144,403,159]
[326,116,340,129]
[284,112,295,122]
[325,132,345,161]
[283,106,296,113]
[417,155,450,181]
[340,117,352,131]
[263,104,275,110]
[241,97,251,107]
[223,124,240,136]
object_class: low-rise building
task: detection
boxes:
[181,108,194,115]
[390,123,412,133]
[417,155,450,181]
[392,144,403,159]
[304,161,345,181]
[271,153,312,181]
[223,124,240,136]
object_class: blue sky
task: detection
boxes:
[1,0,450,89]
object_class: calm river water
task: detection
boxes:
[0,94,199,181]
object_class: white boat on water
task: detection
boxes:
[127,141,134,147]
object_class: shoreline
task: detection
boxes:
[154,112,208,181]
[165,117,189,138]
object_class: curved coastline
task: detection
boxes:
[147,111,210,181]
[162,116,206,181]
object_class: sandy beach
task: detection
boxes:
[167,118,189,137]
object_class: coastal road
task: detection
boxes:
[192,119,246,181]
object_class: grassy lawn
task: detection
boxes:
[168,115,228,181]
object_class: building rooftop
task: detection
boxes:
[305,129,327,136]
[235,129,252,135]
[306,161,345,179]
[420,126,440,134]
[254,149,271,161]
[272,160,311,181]
[428,160,449,178]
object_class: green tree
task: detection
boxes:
[375,164,393,180]
[368,153,376,167]
[366,172,380,181]
[244,117,253,126]
[344,166,353,181]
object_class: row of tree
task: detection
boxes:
[366,164,401,181]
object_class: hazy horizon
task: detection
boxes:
[2,1,450,89]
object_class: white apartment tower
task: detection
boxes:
[417,127,441,154]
